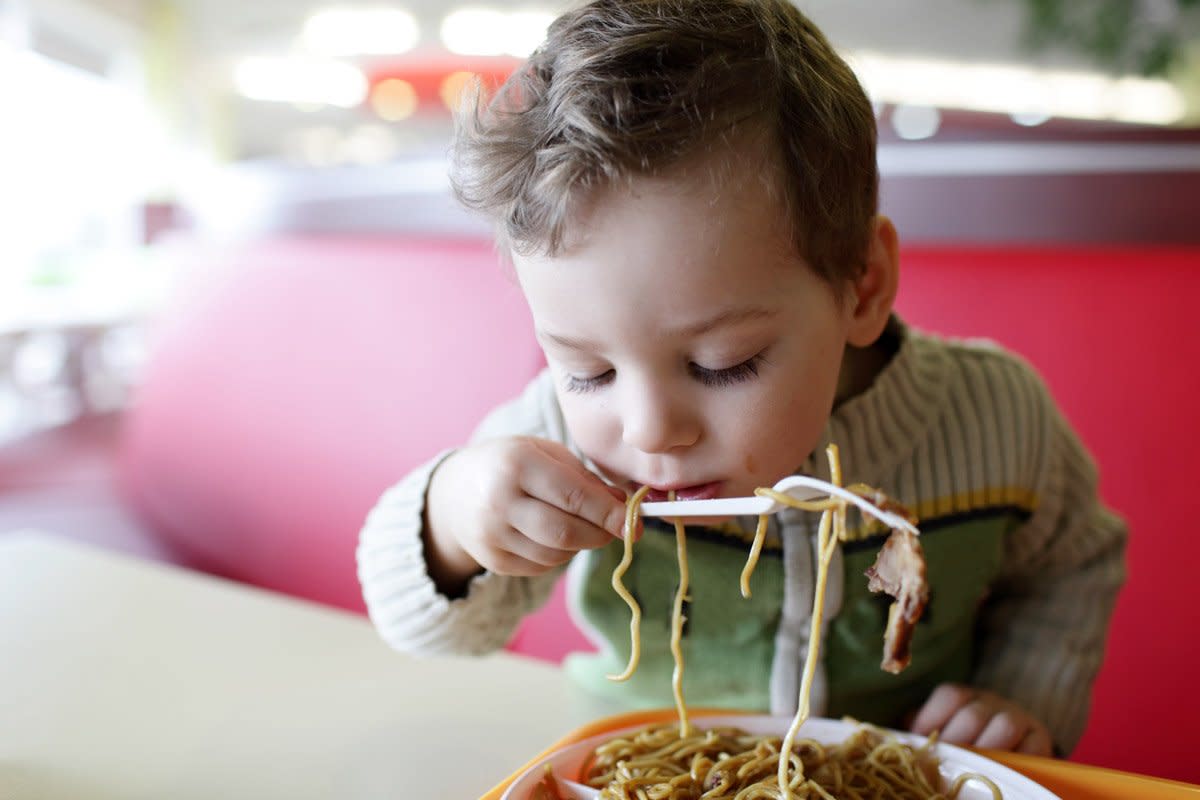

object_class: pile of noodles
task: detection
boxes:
[580,720,999,800]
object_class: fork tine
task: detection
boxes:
[772,476,920,535]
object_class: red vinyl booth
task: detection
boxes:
[117,236,1199,783]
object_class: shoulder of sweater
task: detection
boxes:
[911,328,1057,411]
[909,329,1075,481]
[471,367,569,443]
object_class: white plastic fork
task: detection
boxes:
[638,475,920,535]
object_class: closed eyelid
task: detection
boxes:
[562,368,614,394]
[689,354,763,387]
[559,347,768,394]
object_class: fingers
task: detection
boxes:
[910,683,975,736]
[442,437,635,578]
[1016,723,1054,757]
[940,696,995,745]
[490,536,575,574]
[971,709,1029,750]
[509,497,617,552]
[518,445,629,539]
[940,700,1008,753]
[910,684,1055,757]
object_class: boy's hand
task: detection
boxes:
[909,683,1054,757]
[424,437,628,594]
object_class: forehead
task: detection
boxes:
[569,142,791,256]
[512,150,817,343]
[517,125,786,251]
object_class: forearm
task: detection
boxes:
[356,370,570,656]
[972,415,1128,754]
[357,450,551,656]
[972,529,1124,754]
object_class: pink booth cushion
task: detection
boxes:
[118,236,545,609]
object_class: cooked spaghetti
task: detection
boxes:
[582,446,995,799]
[581,720,1002,799]
[607,485,652,682]
[666,490,692,738]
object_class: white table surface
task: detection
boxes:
[0,532,604,799]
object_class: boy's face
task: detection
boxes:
[512,156,856,506]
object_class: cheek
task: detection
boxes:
[734,367,839,475]
[557,395,618,454]
[737,408,818,473]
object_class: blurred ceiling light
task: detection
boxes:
[302,8,419,56]
[1011,110,1052,127]
[440,70,478,112]
[505,11,556,56]
[848,52,1186,126]
[890,104,941,140]
[441,9,507,55]
[441,8,554,57]
[234,56,367,108]
[370,77,418,120]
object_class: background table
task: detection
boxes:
[0,532,603,799]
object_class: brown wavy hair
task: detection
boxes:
[450,0,879,285]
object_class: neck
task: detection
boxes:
[834,320,900,407]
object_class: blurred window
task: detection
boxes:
[0,40,163,436]
[0,41,166,332]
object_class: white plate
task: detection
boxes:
[502,715,1060,799]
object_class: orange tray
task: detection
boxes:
[481,708,1200,800]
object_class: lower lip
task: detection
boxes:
[644,482,723,503]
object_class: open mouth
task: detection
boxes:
[643,481,723,503]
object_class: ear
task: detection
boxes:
[846,215,900,348]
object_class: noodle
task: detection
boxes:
[739,514,769,598]
[668,491,692,737]
[777,484,837,795]
[586,447,1002,800]
[607,485,652,681]
[774,446,848,796]
[581,721,997,799]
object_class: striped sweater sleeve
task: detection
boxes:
[969,359,1127,755]
[356,370,566,656]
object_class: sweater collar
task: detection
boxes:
[800,316,952,490]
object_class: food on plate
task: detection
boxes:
[582,720,1002,799]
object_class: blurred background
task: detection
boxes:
[2,0,1200,783]
[1,0,1197,441]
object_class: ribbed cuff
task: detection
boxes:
[356,449,559,656]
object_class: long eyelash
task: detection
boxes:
[690,354,763,388]
[564,369,615,394]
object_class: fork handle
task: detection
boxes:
[639,496,778,517]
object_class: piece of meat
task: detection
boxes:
[849,485,919,528]
[863,528,929,674]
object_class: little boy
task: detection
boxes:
[357,0,1125,757]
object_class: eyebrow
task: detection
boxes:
[538,305,779,351]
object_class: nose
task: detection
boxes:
[619,376,701,454]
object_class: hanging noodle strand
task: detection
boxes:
[666,492,692,738]
[606,485,651,681]
[739,513,770,598]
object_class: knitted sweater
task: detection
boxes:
[356,321,1126,754]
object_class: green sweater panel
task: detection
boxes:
[566,509,1020,727]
